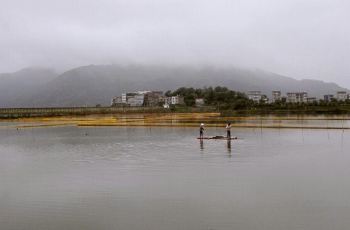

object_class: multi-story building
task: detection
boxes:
[286,92,308,103]
[324,94,334,102]
[126,93,145,107]
[143,91,163,106]
[336,91,347,101]
[171,95,185,105]
[112,91,164,107]
[122,93,127,103]
[163,95,185,106]
[271,91,281,103]
[111,96,125,106]
[247,91,262,103]
[164,97,172,105]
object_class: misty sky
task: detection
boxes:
[1,0,350,87]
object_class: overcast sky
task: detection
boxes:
[1,0,349,87]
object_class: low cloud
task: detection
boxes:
[1,0,350,87]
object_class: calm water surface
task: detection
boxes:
[1,125,350,230]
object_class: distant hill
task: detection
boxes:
[1,65,348,107]
[0,68,57,107]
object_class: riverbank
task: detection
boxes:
[0,106,219,119]
[0,107,170,119]
[2,105,350,120]
[1,113,350,130]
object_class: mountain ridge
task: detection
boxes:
[0,65,348,107]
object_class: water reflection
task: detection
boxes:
[198,138,232,156]
[199,139,204,151]
[227,140,231,156]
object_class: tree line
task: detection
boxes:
[165,86,253,110]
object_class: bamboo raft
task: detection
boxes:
[197,136,238,140]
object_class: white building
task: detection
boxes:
[271,91,281,103]
[111,96,125,106]
[337,91,347,101]
[286,92,308,103]
[122,93,127,103]
[164,97,172,105]
[247,91,262,103]
[127,94,144,107]
[324,94,334,102]
[163,95,185,107]
[112,91,164,107]
[171,95,185,105]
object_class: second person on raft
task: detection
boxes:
[199,123,205,139]
[226,122,232,139]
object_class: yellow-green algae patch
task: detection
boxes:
[1,113,350,129]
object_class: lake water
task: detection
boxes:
[1,125,350,230]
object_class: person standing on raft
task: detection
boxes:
[226,122,232,139]
[199,123,205,139]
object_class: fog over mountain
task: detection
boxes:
[1,1,350,106]
[0,68,57,107]
[1,0,350,87]
[1,65,347,107]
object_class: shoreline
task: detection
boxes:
[2,106,350,119]
[1,112,349,130]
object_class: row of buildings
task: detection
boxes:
[323,91,349,102]
[111,91,185,107]
[248,91,350,104]
[111,89,349,107]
